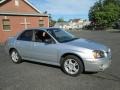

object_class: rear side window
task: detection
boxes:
[17,30,33,41]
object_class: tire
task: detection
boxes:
[10,49,22,64]
[61,55,83,77]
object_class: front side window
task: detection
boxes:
[17,30,33,41]
[35,30,53,43]
[2,19,11,31]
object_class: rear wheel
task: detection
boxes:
[61,55,83,76]
[10,49,22,64]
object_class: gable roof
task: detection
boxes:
[0,0,48,16]
[69,19,82,23]
[0,0,41,13]
[23,0,41,13]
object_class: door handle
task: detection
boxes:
[34,43,40,46]
[16,41,20,44]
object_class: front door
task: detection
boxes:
[32,30,58,63]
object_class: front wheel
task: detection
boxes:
[61,55,83,76]
[10,49,22,64]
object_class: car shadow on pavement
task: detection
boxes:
[23,60,60,69]
[84,72,120,83]
[23,60,66,74]
[23,60,120,82]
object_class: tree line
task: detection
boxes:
[88,0,120,30]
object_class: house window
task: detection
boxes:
[39,20,44,27]
[2,19,11,31]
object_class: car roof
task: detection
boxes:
[24,27,60,31]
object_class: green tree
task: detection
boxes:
[89,0,120,29]
[57,18,65,22]
[49,14,56,27]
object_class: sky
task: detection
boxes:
[29,0,97,21]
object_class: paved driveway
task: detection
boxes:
[0,31,120,90]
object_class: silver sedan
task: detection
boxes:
[5,28,112,76]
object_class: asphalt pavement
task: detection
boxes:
[0,31,120,90]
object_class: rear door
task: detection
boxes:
[15,30,34,59]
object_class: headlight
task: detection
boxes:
[93,50,105,59]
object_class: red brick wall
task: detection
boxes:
[0,16,49,43]
[0,0,49,43]
[0,0,39,13]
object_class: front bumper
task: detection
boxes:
[84,58,111,72]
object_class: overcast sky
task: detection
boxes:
[29,0,97,21]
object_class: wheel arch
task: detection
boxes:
[9,48,22,64]
[9,48,17,55]
[60,53,85,72]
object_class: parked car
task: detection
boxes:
[5,28,112,76]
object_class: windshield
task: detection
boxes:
[47,28,78,43]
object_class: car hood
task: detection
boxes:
[65,38,108,51]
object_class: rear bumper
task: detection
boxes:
[84,58,111,72]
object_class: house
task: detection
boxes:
[69,19,83,24]
[0,0,49,43]
[54,22,71,30]
[69,19,90,29]
[54,19,90,30]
